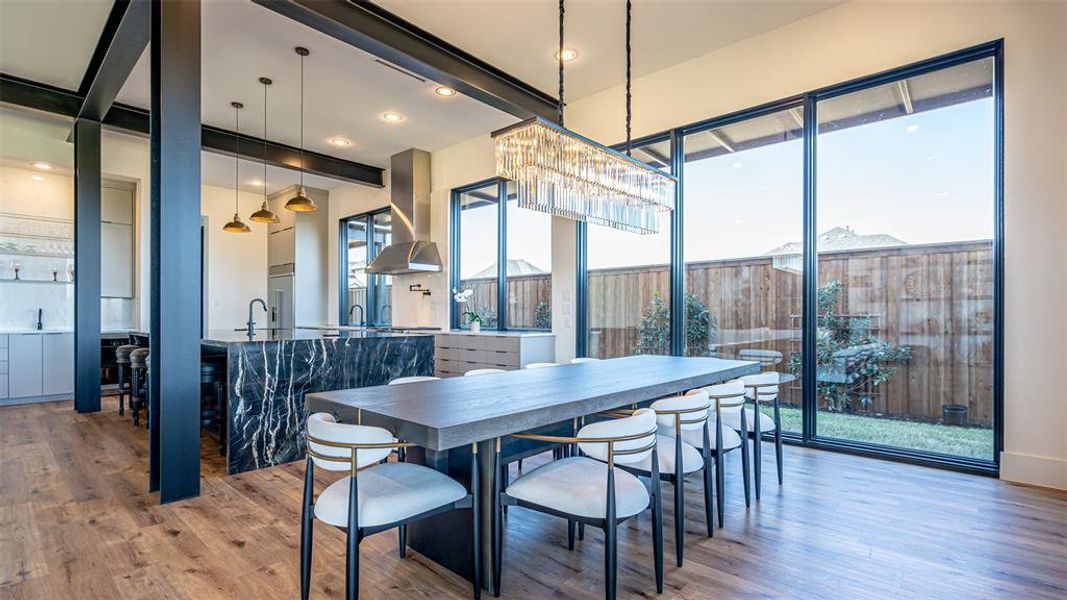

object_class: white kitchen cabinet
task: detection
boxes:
[434,332,556,377]
[101,185,134,224]
[8,333,43,398]
[42,333,74,396]
[101,222,134,297]
[0,335,8,399]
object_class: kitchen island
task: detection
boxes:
[202,329,434,474]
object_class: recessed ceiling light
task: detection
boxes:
[30,174,45,182]
[906,124,920,133]
[32,161,53,170]
[328,137,352,147]
[382,112,404,123]
[248,179,264,187]
[435,86,457,97]
[555,48,579,62]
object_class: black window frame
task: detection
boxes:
[338,206,392,327]
[576,40,1005,477]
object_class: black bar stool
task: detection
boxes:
[129,348,150,427]
[114,344,138,416]
[200,360,227,456]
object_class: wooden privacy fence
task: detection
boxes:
[457,240,994,425]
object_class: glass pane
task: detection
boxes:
[815,58,995,460]
[371,211,392,326]
[506,181,552,330]
[587,138,672,358]
[345,219,368,326]
[683,107,805,433]
[457,182,500,329]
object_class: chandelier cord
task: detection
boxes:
[558,0,565,127]
[625,0,632,156]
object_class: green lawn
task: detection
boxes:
[772,406,994,460]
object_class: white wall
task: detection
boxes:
[426,1,1067,488]
[200,185,269,331]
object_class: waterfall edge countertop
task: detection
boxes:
[201,328,435,474]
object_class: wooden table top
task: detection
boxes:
[306,355,760,451]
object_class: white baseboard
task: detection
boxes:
[1000,451,1067,490]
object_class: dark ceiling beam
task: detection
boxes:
[77,0,150,122]
[251,0,558,121]
[0,73,384,187]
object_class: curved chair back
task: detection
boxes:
[741,372,780,401]
[306,413,393,471]
[465,368,506,377]
[699,379,747,409]
[524,362,559,369]
[651,390,710,433]
[577,408,657,466]
[570,357,600,364]
[738,348,783,367]
[388,376,440,385]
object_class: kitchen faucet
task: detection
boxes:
[247,298,268,338]
[348,304,365,327]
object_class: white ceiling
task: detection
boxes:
[116,0,515,168]
[0,0,113,89]
[375,0,843,100]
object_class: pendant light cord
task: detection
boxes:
[625,0,632,156]
[234,104,240,212]
[299,51,305,188]
[558,0,565,127]
[262,80,268,197]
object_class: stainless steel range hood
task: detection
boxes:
[365,149,442,274]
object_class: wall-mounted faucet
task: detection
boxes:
[36,308,43,330]
[247,298,268,338]
[380,304,391,324]
[348,304,365,327]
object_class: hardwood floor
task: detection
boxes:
[1,397,1065,599]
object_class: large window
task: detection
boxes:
[683,107,805,434]
[340,208,392,326]
[586,137,673,358]
[451,179,552,330]
[576,42,1002,472]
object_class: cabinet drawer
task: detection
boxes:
[482,349,519,367]
[449,347,484,363]
[482,335,519,353]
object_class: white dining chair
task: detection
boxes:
[387,375,440,385]
[570,357,600,364]
[737,372,784,500]
[686,381,747,523]
[524,362,560,369]
[301,413,479,600]
[465,368,506,377]
[492,409,664,599]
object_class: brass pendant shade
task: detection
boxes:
[250,201,280,223]
[223,213,252,233]
[285,186,317,212]
[286,46,318,212]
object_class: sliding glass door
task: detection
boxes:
[813,58,996,461]
[683,107,805,433]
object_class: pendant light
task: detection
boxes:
[249,76,281,224]
[223,101,252,233]
[491,0,675,234]
[285,46,317,212]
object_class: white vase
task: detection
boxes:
[470,321,481,333]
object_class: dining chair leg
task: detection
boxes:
[702,455,714,538]
[300,458,314,600]
[471,447,482,600]
[673,476,685,566]
[345,479,360,600]
[714,453,725,528]
[604,493,618,599]
[739,409,751,507]
[753,405,763,501]
[774,400,784,485]
[651,449,664,594]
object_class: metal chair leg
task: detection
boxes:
[117,365,126,416]
[345,483,360,600]
[739,409,751,507]
[774,399,784,485]
[300,458,314,600]
[753,406,763,501]
[714,452,725,528]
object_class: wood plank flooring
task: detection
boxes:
[1,397,1065,599]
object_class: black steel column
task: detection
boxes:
[149,0,202,502]
[73,119,102,413]
[496,181,507,330]
[801,95,818,443]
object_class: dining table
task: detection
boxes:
[305,354,761,590]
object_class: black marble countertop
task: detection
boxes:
[201,328,433,346]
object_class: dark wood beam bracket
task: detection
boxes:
[252,0,558,121]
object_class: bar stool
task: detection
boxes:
[114,344,138,416]
[129,348,150,427]
[200,361,227,456]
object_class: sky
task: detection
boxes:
[457,95,995,275]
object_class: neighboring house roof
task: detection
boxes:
[764,227,906,255]
[471,259,546,278]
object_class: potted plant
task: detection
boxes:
[464,311,483,333]
[453,288,480,332]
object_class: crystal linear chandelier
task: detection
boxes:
[491,0,675,234]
